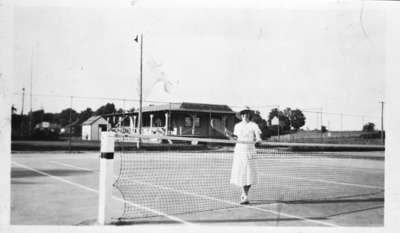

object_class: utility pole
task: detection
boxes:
[28,47,34,138]
[380,101,384,143]
[20,88,25,137]
[320,107,323,142]
[320,107,323,129]
[68,96,73,152]
[20,88,25,116]
[340,113,343,131]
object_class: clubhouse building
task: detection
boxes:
[101,102,238,139]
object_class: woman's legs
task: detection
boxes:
[242,185,251,196]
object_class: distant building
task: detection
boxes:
[35,121,61,133]
[81,116,110,141]
[33,121,61,139]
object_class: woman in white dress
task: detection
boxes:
[229,109,262,204]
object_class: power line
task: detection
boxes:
[10,92,380,119]
[28,46,34,137]
[380,101,384,143]
[10,92,167,104]
[10,92,280,109]
[301,109,379,119]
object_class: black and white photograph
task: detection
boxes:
[0,0,399,232]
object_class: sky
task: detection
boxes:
[10,0,386,130]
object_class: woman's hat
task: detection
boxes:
[239,109,252,115]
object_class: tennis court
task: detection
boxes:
[11,142,384,226]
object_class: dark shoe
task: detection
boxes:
[240,194,250,205]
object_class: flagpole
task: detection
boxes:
[138,33,143,148]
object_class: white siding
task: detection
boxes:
[82,125,91,140]
[91,124,100,141]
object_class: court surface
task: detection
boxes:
[11,150,384,226]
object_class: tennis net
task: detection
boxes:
[109,134,384,222]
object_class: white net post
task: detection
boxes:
[98,131,115,225]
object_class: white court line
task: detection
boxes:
[47,160,336,226]
[11,161,192,225]
[272,174,382,189]
[49,161,97,172]
[217,168,382,190]
[51,160,381,226]
[115,177,338,227]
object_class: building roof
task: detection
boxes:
[99,103,236,118]
[63,119,81,128]
[82,116,106,125]
[139,102,235,114]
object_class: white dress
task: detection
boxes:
[230,121,262,186]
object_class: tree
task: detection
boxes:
[268,108,280,124]
[283,107,291,119]
[95,103,116,115]
[79,108,94,122]
[250,110,269,140]
[281,108,292,131]
[362,122,375,132]
[30,110,45,126]
[116,108,125,114]
[11,105,17,114]
[43,113,56,122]
[289,109,306,130]
[58,108,79,126]
[268,108,290,131]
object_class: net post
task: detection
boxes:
[98,131,115,225]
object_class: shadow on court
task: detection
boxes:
[11,180,40,185]
[113,217,329,225]
[249,192,384,205]
[11,168,93,178]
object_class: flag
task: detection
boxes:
[145,59,174,95]
[154,77,173,93]
[134,35,139,43]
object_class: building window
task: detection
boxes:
[185,116,200,127]
[194,117,200,127]
[154,118,163,127]
[184,117,192,127]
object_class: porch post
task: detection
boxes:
[150,114,154,129]
[129,116,134,133]
[133,116,137,133]
[191,114,196,135]
[164,113,169,135]
[106,117,111,130]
